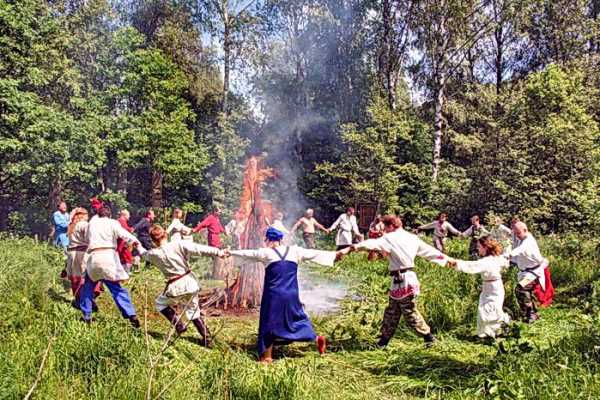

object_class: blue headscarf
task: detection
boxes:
[265,227,284,242]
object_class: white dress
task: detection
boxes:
[455,256,511,337]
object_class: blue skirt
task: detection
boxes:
[257,259,316,356]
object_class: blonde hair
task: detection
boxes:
[68,208,89,237]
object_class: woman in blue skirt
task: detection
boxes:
[230,227,339,363]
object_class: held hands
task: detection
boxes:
[335,245,354,261]
[446,259,458,269]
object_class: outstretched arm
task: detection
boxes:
[445,222,462,236]
[416,239,448,266]
[297,247,336,267]
[182,242,224,257]
[315,220,328,232]
[328,215,342,232]
[417,221,436,231]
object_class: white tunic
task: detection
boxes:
[86,217,139,282]
[329,213,360,246]
[230,245,336,268]
[354,229,449,299]
[455,256,511,337]
[67,221,89,278]
[138,242,223,298]
[418,220,461,239]
[166,218,193,242]
[509,233,548,289]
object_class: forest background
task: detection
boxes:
[1,0,599,234]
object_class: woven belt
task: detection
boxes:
[68,245,88,252]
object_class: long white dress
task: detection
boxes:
[455,256,511,337]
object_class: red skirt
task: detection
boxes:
[533,266,554,307]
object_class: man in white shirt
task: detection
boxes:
[344,215,450,347]
[328,207,363,250]
[510,221,550,323]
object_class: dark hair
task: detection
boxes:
[98,205,112,218]
[437,212,447,220]
[347,207,355,213]
[57,201,66,209]
[381,215,402,229]
[472,215,480,223]
[477,236,502,256]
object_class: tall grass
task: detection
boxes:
[0,234,598,399]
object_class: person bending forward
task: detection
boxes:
[137,225,223,346]
[229,227,335,363]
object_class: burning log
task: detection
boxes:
[203,156,275,310]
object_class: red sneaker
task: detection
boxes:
[316,335,326,355]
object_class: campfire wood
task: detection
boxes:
[202,156,274,310]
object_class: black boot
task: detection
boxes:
[424,333,436,347]
[191,318,212,347]
[525,308,540,324]
[129,315,140,328]
[376,336,391,349]
[160,307,187,334]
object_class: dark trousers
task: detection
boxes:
[515,280,538,317]
[381,296,431,339]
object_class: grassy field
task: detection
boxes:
[0,234,599,399]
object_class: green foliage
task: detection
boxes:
[310,94,432,221]
[1,233,599,399]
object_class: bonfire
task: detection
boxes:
[203,156,275,310]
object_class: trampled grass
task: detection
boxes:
[0,235,598,399]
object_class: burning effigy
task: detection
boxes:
[203,156,275,310]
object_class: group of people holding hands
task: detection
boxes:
[53,199,554,364]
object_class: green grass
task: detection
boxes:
[0,234,598,399]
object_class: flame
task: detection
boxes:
[235,156,275,249]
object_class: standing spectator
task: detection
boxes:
[52,201,70,250]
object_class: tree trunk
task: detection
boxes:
[379,0,396,110]
[151,170,162,208]
[116,167,128,198]
[48,176,62,212]
[432,72,446,181]
[222,14,231,114]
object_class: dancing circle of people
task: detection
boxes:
[52,200,554,364]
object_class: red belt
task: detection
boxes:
[68,245,88,252]
[166,270,191,285]
[163,270,192,293]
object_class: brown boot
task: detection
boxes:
[191,318,212,347]
[159,307,187,334]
